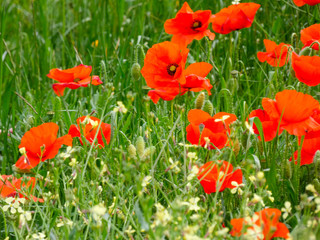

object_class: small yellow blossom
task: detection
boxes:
[113,101,128,113]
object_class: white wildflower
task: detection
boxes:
[281,201,292,219]
[230,181,245,195]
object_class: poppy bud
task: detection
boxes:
[53,96,62,123]
[131,63,141,80]
[136,136,145,158]
[128,144,137,158]
[100,60,107,80]
[202,100,213,116]
[313,150,320,166]
[299,47,312,56]
[233,139,240,156]
[241,131,249,150]
[312,179,320,193]
[195,92,205,109]
[257,141,263,155]
[284,161,292,179]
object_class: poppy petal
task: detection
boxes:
[188,109,212,125]
[184,62,213,77]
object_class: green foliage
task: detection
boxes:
[1,0,320,239]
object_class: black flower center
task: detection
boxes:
[167,64,178,76]
[191,20,202,30]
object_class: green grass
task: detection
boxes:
[1,0,320,239]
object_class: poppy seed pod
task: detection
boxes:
[202,100,213,116]
[195,92,206,109]
[131,62,141,80]
[136,136,145,158]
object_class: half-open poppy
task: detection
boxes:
[15,123,73,170]
[68,116,111,148]
[47,64,103,96]
[301,24,320,50]
[164,2,215,47]
[147,62,213,103]
[293,0,320,6]
[230,208,290,239]
[210,3,260,34]
[0,175,43,202]
[262,90,320,136]
[186,109,237,149]
[197,161,243,194]
[257,40,291,67]
[292,52,320,86]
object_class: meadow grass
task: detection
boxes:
[1,0,320,239]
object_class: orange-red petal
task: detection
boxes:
[292,52,320,86]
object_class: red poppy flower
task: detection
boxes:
[186,109,237,149]
[257,40,291,67]
[164,2,215,48]
[197,161,243,194]
[301,24,320,50]
[47,64,103,96]
[293,0,320,6]
[0,175,44,202]
[230,208,290,240]
[248,109,282,142]
[15,123,73,170]
[68,116,111,148]
[291,52,320,86]
[210,3,260,34]
[262,90,320,136]
[147,62,213,103]
[141,41,189,87]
